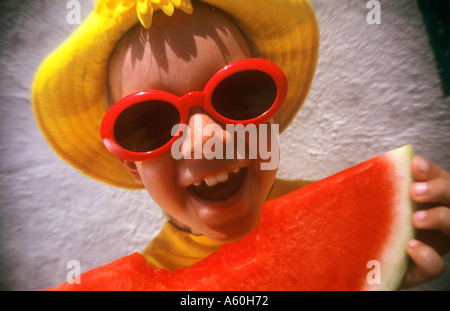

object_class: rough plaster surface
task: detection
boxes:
[0,0,448,290]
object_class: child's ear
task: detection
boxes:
[120,160,143,184]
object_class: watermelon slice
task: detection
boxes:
[48,145,415,291]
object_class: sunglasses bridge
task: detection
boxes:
[180,91,206,108]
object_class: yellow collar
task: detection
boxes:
[142,221,222,270]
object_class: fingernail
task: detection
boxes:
[414,210,427,222]
[417,158,429,174]
[414,182,428,195]
[408,240,419,248]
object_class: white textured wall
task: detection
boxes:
[0,0,448,290]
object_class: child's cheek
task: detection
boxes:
[136,157,185,211]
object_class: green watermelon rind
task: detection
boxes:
[362,145,416,290]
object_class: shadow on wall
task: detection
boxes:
[417,0,449,96]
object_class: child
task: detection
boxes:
[32,0,449,289]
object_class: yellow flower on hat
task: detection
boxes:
[136,0,194,28]
[101,0,193,29]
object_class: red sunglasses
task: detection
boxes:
[101,58,287,161]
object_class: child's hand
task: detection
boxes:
[401,156,450,289]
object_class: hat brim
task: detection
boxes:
[32,0,319,189]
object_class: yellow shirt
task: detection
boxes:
[141,178,311,270]
[142,221,222,270]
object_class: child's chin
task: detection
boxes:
[200,197,263,244]
[201,214,260,244]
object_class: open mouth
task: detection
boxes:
[187,167,246,201]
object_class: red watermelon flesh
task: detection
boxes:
[48,145,415,291]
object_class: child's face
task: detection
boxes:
[107,5,277,243]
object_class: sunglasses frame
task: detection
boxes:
[101,58,288,161]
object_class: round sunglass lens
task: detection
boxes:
[114,100,180,153]
[211,70,277,121]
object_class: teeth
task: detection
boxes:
[205,175,219,187]
[216,171,229,182]
[192,168,241,187]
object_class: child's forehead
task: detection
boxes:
[107,3,252,101]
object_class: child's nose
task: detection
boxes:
[180,107,231,159]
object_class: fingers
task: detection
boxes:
[413,207,450,238]
[410,157,450,206]
[411,156,450,182]
[411,179,450,206]
[405,157,450,289]
[401,240,445,289]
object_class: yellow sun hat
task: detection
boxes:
[32,0,319,189]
